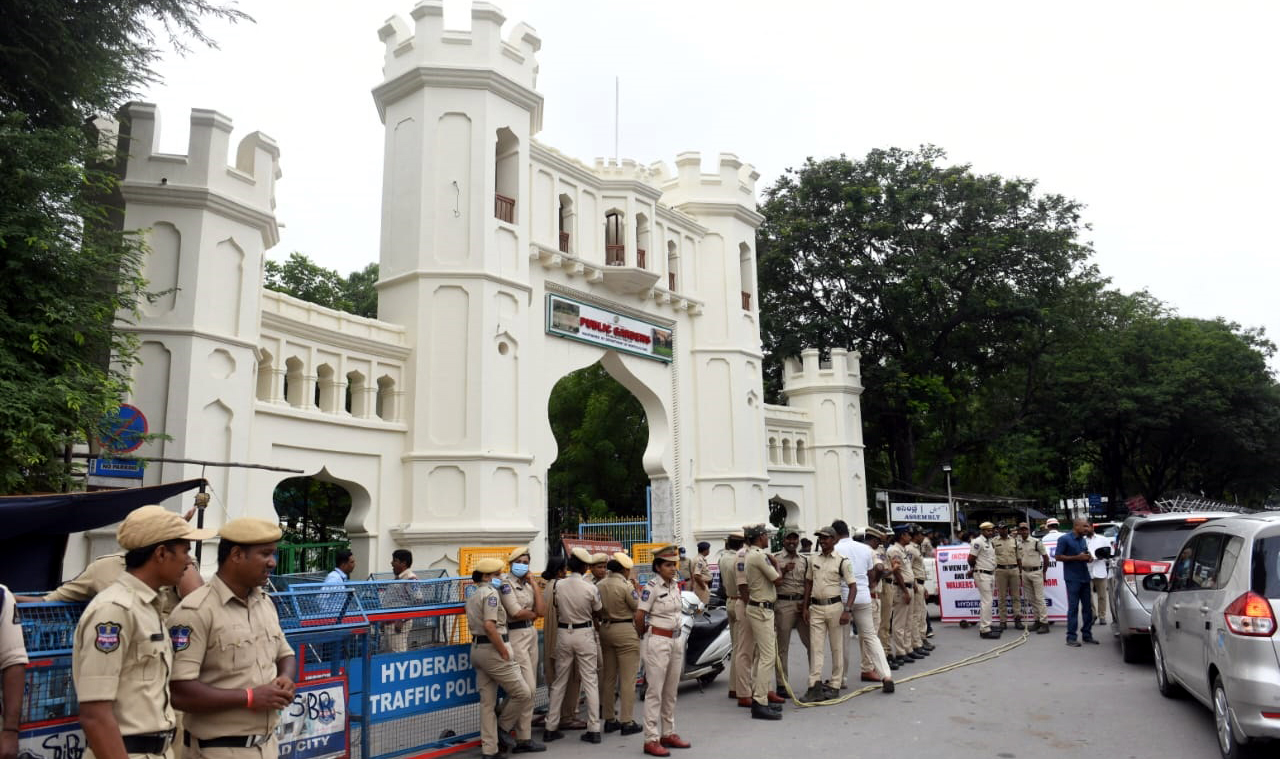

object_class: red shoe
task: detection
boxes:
[644,742,671,757]
[737,697,753,708]
[660,734,691,749]
[766,691,786,704]
[860,671,883,683]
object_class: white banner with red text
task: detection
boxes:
[933,540,1070,622]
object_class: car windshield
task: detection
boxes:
[1131,521,1210,561]
[1253,535,1280,597]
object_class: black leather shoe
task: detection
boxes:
[921,641,935,650]
[542,730,563,742]
[888,659,900,670]
[881,679,895,694]
[1083,638,1100,645]
[604,720,622,734]
[1036,623,1051,634]
[913,648,929,657]
[512,739,546,753]
[620,722,643,736]
[498,731,513,752]
[1014,619,1025,630]
[979,630,1002,639]
[906,651,923,660]
[580,732,602,744]
[751,703,782,720]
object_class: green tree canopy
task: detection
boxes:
[264,252,379,319]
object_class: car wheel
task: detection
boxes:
[1153,636,1183,699]
[1213,675,1253,759]
[1119,633,1148,664]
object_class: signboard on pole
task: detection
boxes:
[934,539,1069,622]
[890,502,950,522]
[546,293,674,362]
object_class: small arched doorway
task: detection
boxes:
[273,471,355,574]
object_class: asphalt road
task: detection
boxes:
[524,615,1223,759]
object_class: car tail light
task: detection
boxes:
[1122,558,1171,593]
[1223,592,1277,637]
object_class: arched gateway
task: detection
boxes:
[86,1,868,575]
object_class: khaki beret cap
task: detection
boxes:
[814,526,836,539]
[1017,522,1030,530]
[979,521,995,530]
[474,557,504,574]
[591,552,610,564]
[117,505,215,550]
[864,526,885,540]
[218,517,283,544]
[570,547,594,563]
[728,531,745,540]
[613,551,634,569]
[652,544,679,560]
[507,545,531,563]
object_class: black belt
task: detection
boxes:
[915,580,925,585]
[1022,566,1042,571]
[975,569,994,574]
[558,621,592,629]
[601,618,633,624]
[508,620,532,629]
[809,596,841,606]
[997,564,1018,569]
[473,634,509,644]
[124,731,175,754]
[746,599,774,609]
[183,732,269,749]
[776,593,803,601]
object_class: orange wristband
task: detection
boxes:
[245,688,254,708]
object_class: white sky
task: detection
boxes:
[143,0,1280,360]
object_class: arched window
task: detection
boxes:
[376,375,396,421]
[781,438,793,465]
[796,440,806,466]
[284,357,305,408]
[316,364,337,413]
[768,437,778,464]
[255,349,274,402]
[346,370,368,417]
[494,127,518,223]
[667,240,678,291]
[558,193,574,253]
[635,213,650,269]
[605,211,624,266]
[740,242,754,311]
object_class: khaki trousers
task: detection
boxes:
[641,632,685,742]
[975,572,994,632]
[911,582,926,648]
[877,583,892,654]
[890,586,914,656]
[1091,577,1109,620]
[473,642,532,754]
[726,598,739,691]
[994,568,1021,622]
[1020,570,1048,623]
[508,626,538,737]
[807,601,845,688]
[773,598,809,690]
[599,622,640,723]
[546,627,600,732]
[732,598,755,696]
[852,601,891,679]
[746,605,777,704]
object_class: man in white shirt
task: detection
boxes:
[831,521,894,694]
[1085,524,1112,624]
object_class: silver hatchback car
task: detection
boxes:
[1145,513,1280,758]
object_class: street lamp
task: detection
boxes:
[942,463,955,537]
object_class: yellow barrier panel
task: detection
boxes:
[454,546,520,643]
[630,542,668,566]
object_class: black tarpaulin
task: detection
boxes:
[0,479,206,590]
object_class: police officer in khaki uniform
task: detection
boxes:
[540,559,586,731]
[739,524,784,721]
[1,581,28,756]
[634,546,690,757]
[885,526,918,666]
[465,557,538,758]
[718,533,751,702]
[598,552,641,736]
[771,529,809,697]
[543,548,603,744]
[73,506,213,759]
[589,554,610,584]
[801,527,856,701]
[690,543,712,605]
[906,527,931,658]
[1016,523,1051,633]
[167,518,297,759]
[499,547,545,752]
[967,522,1000,639]
[991,523,1022,630]
[871,527,895,667]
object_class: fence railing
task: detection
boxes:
[494,193,515,223]
[275,540,349,575]
[577,516,650,552]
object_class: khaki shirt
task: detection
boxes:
[1015,536,1049,569]
[874,545,890,586]
[598,573,639,621]
[886,543,914,584]
[806,552,854,599]
[167,575,293,739]
[716,549,739,599]
[466,583,507,637]
[637,576,681,628]
[499,573,537,621]
[1,585,28,672]
[692,555,712,588]
[970,536,997,572]
[991,536,1019,565]
[743,546,780,603]
[553,573,601,624]
[72,572,175,737]
[677,557,693,581]
[908,542,925,576]
[772,550,808,597]
[921,537,934,557]
[46,553,181,616]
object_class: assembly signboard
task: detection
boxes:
[890,502,950,522]
[934,539,1069,623]
[546,294,673,362]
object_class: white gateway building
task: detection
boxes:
[82,1,869,574]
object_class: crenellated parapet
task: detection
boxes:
[782,347,863,397]
[658,151,761,210]
[374,1,542,129]
[111,102,281,246]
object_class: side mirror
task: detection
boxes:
[1094,546,1113,560]
[1142,573,1169,592]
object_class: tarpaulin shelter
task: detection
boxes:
[0,479,206,591]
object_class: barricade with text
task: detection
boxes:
[934,539,1068,622]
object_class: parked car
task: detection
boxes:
[1144,513,1280,759]
[1109,511,1238,662]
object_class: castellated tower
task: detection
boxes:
[781,349,868,527]
[373,1,546,552]
[101,103,280,550]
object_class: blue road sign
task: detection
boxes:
[99,404,147,454]
[89,457,144,479]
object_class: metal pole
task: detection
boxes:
[194,482,208,564]
[945,469,955,538]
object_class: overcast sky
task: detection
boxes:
[142,0,1280,362]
